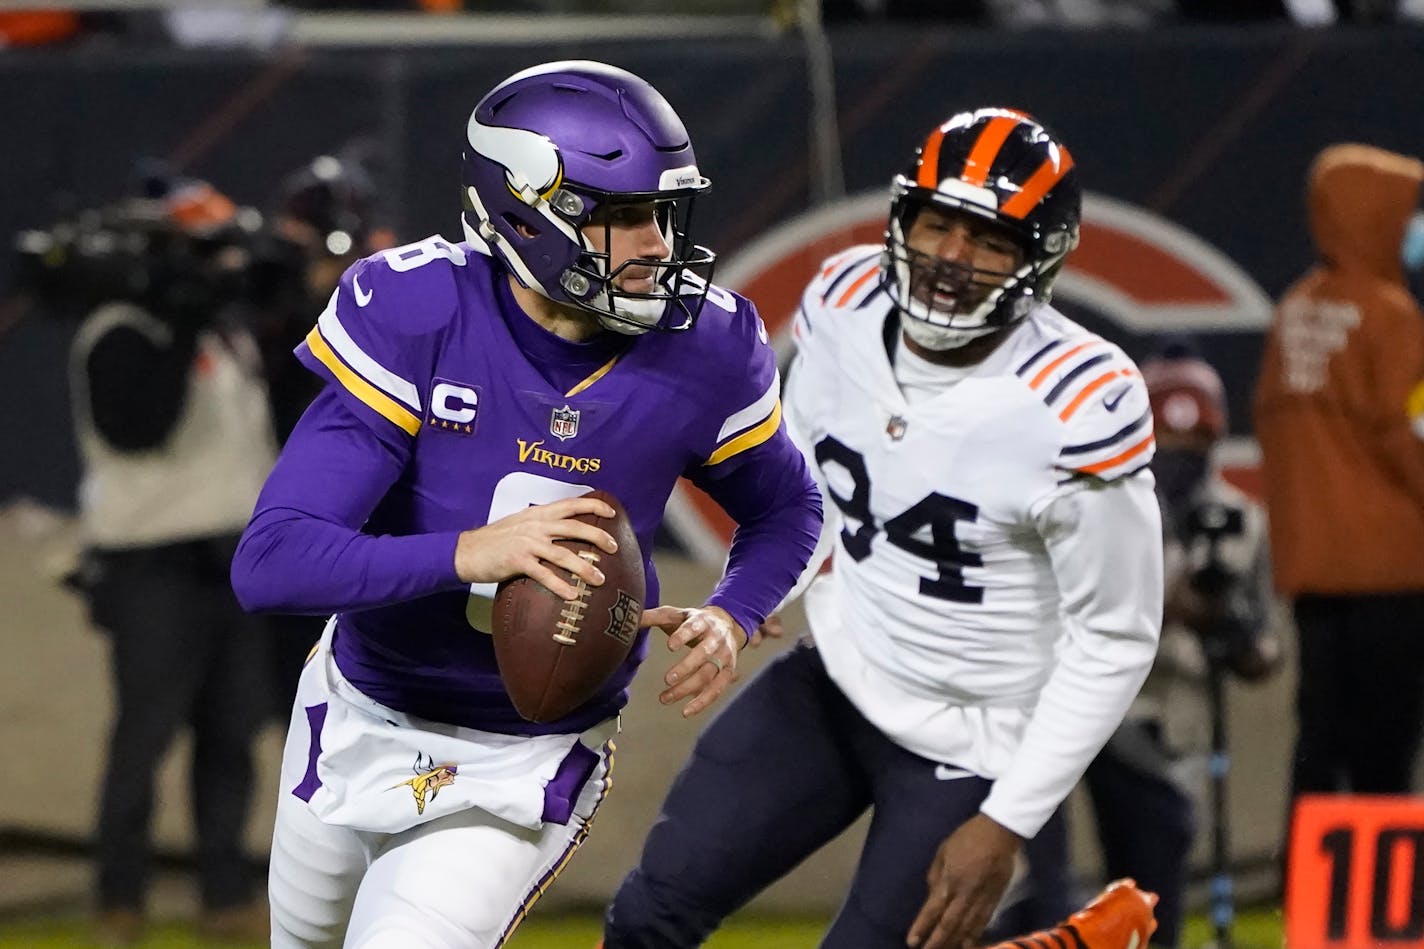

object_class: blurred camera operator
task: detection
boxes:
[247,151,395,444]
[66,176,276,946]
[1146,345,1279,685]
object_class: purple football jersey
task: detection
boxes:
[289,236,783,735]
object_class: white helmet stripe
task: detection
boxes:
[463,186,549,295]
[535,201,585,246]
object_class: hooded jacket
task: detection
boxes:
[1254,143,1424,595]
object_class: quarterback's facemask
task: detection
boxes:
[461,60,716,335]
[885,107,1082,350]
[567,197,692,335]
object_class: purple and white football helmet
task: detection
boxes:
[462,61,716,334]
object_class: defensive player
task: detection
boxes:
[230,61,821,948]
[604,108,1163,949]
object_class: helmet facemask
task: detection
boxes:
[886,191,1072,351]
[885,107,1082,351]
[561,193,715,335]
[462,180,716,336]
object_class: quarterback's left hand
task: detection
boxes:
[643,605,744,718]
[907,813,1022,949]
[748,613,785,648]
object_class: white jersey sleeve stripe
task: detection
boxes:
[716,369,781,443]
[317,295,423,413]
[305,327,422,436]
[706,399,782,467]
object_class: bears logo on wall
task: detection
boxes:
[665,191,1273,565]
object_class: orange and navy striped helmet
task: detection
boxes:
[885,107,1081,346]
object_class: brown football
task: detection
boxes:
[492,490,646,724]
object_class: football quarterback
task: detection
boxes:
[233,61,820,948]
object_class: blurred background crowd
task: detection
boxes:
[1,2,1422,948]
[3,0,1424,51]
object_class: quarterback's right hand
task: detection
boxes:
[454,496,618,602]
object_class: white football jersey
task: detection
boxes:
[784,247,1164,837]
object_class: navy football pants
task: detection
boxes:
[604,640,993,949]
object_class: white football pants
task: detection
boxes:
[268,633,614,948]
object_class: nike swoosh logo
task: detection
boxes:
[353,274,374,307]
[934,764,975,781]
[1103,385,1129,412]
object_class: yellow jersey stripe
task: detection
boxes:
[564,352,622,398]
[705,399,782,467]
[305,327,421,436]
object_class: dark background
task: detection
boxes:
[4,24,1422,508]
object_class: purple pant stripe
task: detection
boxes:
[495,741,615,947]
[541,738,600,825]
[290,702,328,802]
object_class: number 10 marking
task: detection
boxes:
[1319,824,1424,941]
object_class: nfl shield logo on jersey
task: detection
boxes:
[886,415,908,441]
[550,404,580,441]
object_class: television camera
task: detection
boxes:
[12,192,304,326]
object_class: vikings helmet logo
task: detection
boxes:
[389,752,458,815]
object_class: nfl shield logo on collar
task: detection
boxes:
[550,404,580,441]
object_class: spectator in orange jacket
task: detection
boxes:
[1254,143,1424,809]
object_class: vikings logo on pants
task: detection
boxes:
[390,752,459,815]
